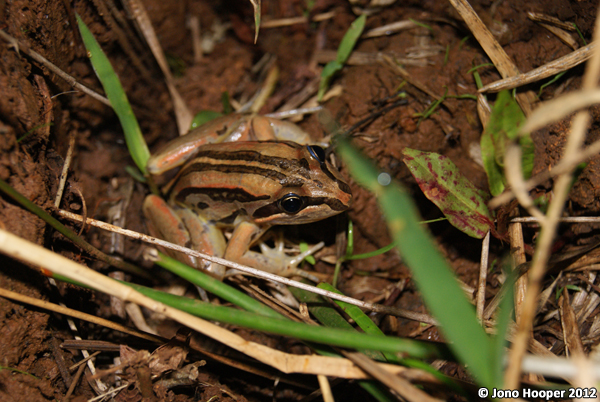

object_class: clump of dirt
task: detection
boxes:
[1,0,599,400]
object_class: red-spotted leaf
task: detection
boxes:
[403,148,494,239]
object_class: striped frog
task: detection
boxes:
[143,114,352,279]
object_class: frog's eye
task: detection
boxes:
[307,145,326,164]
[278,193,304,214]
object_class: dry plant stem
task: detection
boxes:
[476,231,490,321]
[506,4,600,385]
[124,0,192,134]
[505,113,591,388]
[521,89,600,134]
[315,50,428,67]
[250,64,279,114]
[90,0,154,83]
[54,131,77,208]
[58,210,437,324]
[490,135,600,208]
[382,54,442,102]
[187,15,203,63]
[479,42,596,93]
[362,20,419,38]
[509,221,527,323]
[559,290,585,358]
[317,375,334,402]
[476,93,491,127]
[89,383,129,402]
[260,11,335,28]
[505,93,599,390]
[539,22,579,50]
[513,216,600,223]
[0,228,415,380]
[526,12,577,32]
[0,179,148,278]
[343,352,443,402]
[0,287,164,343]
[447,0,534,115]
[0,30,111,106]
[69,351,102,371]
[64,362,86,400]
[509,2,600,383]
[504,144,546,222]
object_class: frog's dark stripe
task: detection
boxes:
[252,196,348,219]
[315,159,352,195]
[195,148,312,180]
[175,187,271,205]
[180,162,289,182]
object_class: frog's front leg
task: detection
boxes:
[142,195,227,278]
[225,221,319,280]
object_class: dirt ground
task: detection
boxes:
[0,0,599,400]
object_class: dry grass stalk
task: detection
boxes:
[479,42,596,93]
[490,135,600,208]
[57,209,438,324]
[0,227,429,380]
[526,12,577,32]
[123,0,193,134]
[559,290,585,358]
[344,352,443,402]
[504,3,600,388]
[363,20,419,38]
[447,0,535,115]
[0,287,163,343]
[260,11,335,28]
[476,231,490,320]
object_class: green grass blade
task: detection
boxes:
[190,110,223,130]
[0,178,149,278]
[291,285,386,361]
[153,252,283,319]
[126,283,448,358]
[290,285,400,401]
[76,14,150,175]
[336,15,366,64]
[337,138,494,387]
[318,15,366,100]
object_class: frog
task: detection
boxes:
[142,114,352,280]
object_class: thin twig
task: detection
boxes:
[476,231,490,321]
[260,11,335,28]
[362,20,419,38]
[54,131,77,208]
[0,228,434,379]
[448,0,534,115]
[0,30,110,106]
[489,135,600,208]
[512,216,600,223]
[504,144,546,222]
[0,287,163,343]
[57,210,437,324]
[479,42,596,93]
[64,362,86,400]
[504,4,600,389]
[124,0,193,134]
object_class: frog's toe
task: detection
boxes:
[257,240,324,282]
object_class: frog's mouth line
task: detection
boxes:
[252,196,349,220]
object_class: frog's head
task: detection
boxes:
[169,141,352,226]
[249,142,353,225]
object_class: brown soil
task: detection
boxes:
[0,0,599,400]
